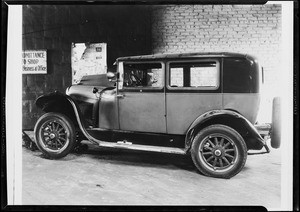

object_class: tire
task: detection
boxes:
[191,124,247,179]
[34,112,76,159]
[270,97,281,148]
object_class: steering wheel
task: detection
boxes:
[128,73,142,86]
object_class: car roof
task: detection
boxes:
[116,52,256,62]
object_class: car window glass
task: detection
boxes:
[170,68,183,87]
[190,66,218,87]
[169,61,219,89]
[123,63,163,88]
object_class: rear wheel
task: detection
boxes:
[191,124,247,179]
[34,112,76,159]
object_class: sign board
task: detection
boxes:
[71,43,107,84]
[22,50,47,74]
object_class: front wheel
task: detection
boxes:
[191,124,247,179]
[34,112,76,159]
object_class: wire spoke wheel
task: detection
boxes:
[40,120,69,152]
[199,134,238,172]
[191,124,247,179]
[34,112,76,159]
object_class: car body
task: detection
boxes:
[34,52,281,178]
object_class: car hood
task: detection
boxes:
[66,84,115,103]
[77,74,115,87]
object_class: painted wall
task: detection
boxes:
[22,5,152,129]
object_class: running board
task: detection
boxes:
[97,141,186,155]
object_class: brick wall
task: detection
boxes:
[151,4,282,122]
[151,4,281,88]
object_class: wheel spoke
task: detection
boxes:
[204,146,213,151]
[57,126,64,133]
[206,155,214,162]
[55,123,60,131]
[212,157,217,167]
[223,157,230,165]
[57,139,63,146]
[225,149,235,153]
[223,141,231,149]
[219,138,224,146]
[225,153,234,159]
[207,139,215,148]
[214,137,218,145]
[219,159,223,167]
[59,137,67,142]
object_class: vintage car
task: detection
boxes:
[34,52,281,178]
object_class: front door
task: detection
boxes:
[118,61,166,133]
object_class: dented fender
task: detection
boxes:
[36,90,72,111]
[184,109,265,151]
[35,90,107,146]
[36,91,88,135]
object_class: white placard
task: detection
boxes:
[22,50,47,74]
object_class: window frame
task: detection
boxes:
[166,59,221,91]
[119,61,165,92]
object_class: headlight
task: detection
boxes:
[66,86,70,95]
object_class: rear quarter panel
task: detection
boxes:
[223,93,260,124]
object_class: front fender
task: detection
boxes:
[185,110,265,151]
[35,91,102,145]
[36,90,88,129]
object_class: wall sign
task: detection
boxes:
[22,50,47,74]
[71,43,107,84]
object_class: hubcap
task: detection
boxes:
[199,134,238,172]
[214,149,222,157]
[49,133,56,139]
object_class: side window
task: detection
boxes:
[123,62,163,89]
[170,68,183,87]
[169,61,219,89]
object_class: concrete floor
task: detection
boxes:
[22,131,281,208]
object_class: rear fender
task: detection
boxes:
[185,110,265,152]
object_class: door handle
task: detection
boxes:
[116,94,125,98]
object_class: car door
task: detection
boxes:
[166,59,223,134]
[117,61,166,133]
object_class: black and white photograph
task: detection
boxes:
[3,0,296,210]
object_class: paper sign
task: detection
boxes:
[22,50,47,74]
[71,43,107,84]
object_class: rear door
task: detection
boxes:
[117,61,166,133]
[166,59,223,134]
